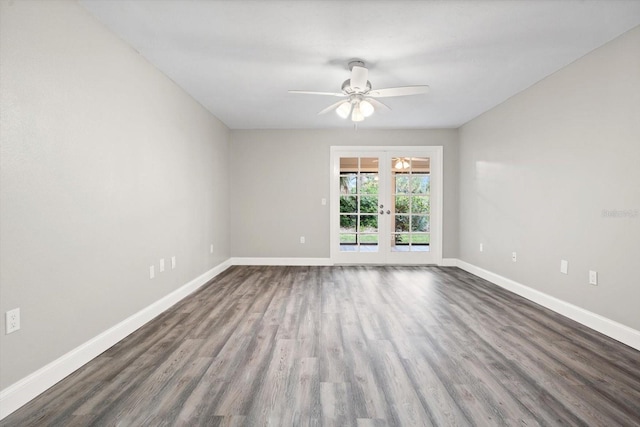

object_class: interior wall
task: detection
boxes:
[229,129,459,259]
[0,0,230,389]
[458,26,640,330]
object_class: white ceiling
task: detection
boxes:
[80,1,640,130]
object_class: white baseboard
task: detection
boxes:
[229,257,459,267]
[450,258,640,352]
[228,257,457,267]
[0,259,232,420]
[229,257,333,266]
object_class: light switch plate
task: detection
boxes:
[560,260,568,274]
[589,270,598,285]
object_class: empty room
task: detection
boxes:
[1,0,639,425]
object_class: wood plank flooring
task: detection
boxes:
[2,266,639,426]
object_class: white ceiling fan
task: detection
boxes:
[289,60,429,122]
[372,157,430,170]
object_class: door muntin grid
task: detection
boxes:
[339,157,379,252]
[391,157,430,252]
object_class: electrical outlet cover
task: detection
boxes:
[6,308,20,334]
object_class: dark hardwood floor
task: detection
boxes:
[2,266,639,426]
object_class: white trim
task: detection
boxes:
[229,257,333,266]
[0,259,232,420]
[450,258,640,351]
[440,258,458,267]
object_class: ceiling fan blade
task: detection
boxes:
[368,85,429,98]
[288,90,345,97]
[318,100,348,115]
[365,97,391,112]
[350,66,369,92]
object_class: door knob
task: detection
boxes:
[386,210,391,214]
[379,204,384,208]
[379,210,384,214]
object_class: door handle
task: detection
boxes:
[386,210,391,215]
[379,210,384,214]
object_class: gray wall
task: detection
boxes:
[229,129,459,258]
[0,1,230,388]
[458,26,640,330]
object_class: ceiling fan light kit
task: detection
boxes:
[351,103,364,122]
[289,59,429,123]
[395,159,410,170]
[359,99,375,117]
[336,101,352,119]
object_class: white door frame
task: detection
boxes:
[330,145,443,265]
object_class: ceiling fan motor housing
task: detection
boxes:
[342,79,372,94]
[348,59,365,70]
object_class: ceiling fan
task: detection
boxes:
[289,60,429,122]
[373,157,430,169]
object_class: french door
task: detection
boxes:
[330,146,442,265]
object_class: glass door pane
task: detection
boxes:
[339,157,380,253]
[390,156,430,252]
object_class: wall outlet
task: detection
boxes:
[159,258,165,272]
[560,259,568,275]
[149,265,155,279]
[479,243,483,252]
[321,198,327,206]
[512,252,517,262]
[300,236,305,244]
[589,270,598,286]
[210,244,214,254]
[171,256,176,269]
[6,308,20,334]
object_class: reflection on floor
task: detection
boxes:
[391,245,430,252]
[340,245,379,252]
[339,245,430,252]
